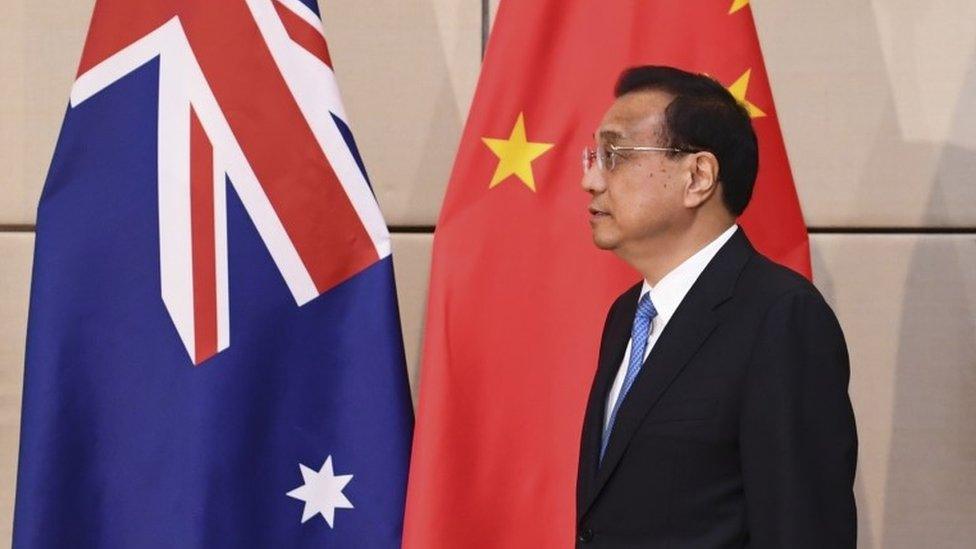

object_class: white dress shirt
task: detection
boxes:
[603,224,739,431]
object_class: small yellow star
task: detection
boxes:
[729,0,750,14]
[481,112,554,192]
[726,69,766,118]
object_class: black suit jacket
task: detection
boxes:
[576,229,857,548]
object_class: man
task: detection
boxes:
[576,66,857,548]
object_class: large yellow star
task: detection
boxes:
[481,112,554,192]
[726,69,767,118]
[729,0,750,14]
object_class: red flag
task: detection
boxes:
[404,1,809,547]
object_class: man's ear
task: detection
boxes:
[684,152,720,208]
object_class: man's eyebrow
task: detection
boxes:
[597,129,624,142]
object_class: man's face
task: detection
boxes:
[582,90,690,255]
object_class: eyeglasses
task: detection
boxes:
[581,143,696,173]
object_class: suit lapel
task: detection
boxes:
[577,283,641,514]
[580,228,755,518]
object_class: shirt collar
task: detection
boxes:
[639,224,739,321]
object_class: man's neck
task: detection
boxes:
[622,221,736,287]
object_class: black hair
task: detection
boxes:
[614,65,759,216]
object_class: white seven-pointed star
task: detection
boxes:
[286,456,354,527]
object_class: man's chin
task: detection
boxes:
[590,232,618,251]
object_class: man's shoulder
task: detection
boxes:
[743,252,817,298]
[739,252,840,329]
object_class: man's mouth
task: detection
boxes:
[588,205,609,219]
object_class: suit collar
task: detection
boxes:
[643,224,739,323]
[578,227,755,519]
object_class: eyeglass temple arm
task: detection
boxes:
[608,144,685,153]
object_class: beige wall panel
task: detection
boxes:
[756,1,976,227]
[0,1,95,225]
[390,232,434,404]
[490,0,976,227]
[321,1,481,227]
[0,233,34,544]
[811,233,976,548]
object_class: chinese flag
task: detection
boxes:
[404,1,809,547]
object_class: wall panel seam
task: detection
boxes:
[481,0,489,59]
[6,227,974,235]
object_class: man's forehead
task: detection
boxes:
[596,90,671,142]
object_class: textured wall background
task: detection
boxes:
[1,1,974,546]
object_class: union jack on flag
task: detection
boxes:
[14,1,413,547]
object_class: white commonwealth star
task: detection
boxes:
[286,455,354,527]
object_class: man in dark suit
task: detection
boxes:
[576,66,857,548]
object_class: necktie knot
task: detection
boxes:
[636,293,657,323]
[631,293,658,341]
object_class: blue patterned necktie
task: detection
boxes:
[601,292,658,462]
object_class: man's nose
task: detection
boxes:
[581,167,606,194]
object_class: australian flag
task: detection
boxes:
[13,1,413,547]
